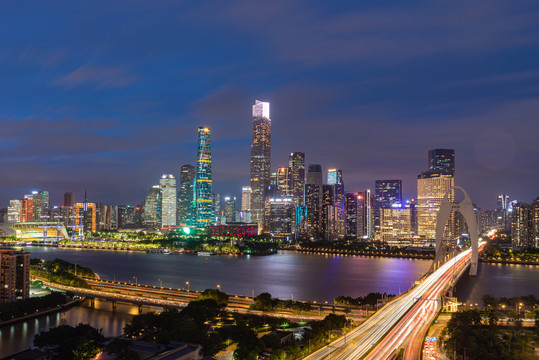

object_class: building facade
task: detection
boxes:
[160,174,177,227]
[428,148,455,175]
[178,164,196,226]
[0,249,30,302]
[374,180,402,232]
[380,205,413,244]
[288,152,305,206]
[417,171,454,240]
[250,100,271,225]
[263,197,295,240]
[195,127,213,229]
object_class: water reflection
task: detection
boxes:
[0,299,157,358]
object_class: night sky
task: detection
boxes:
[1,1,538,209]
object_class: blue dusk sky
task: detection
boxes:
[1,1,538,208]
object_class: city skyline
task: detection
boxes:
[1,2,539,208]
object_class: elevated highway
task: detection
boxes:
[305,242,485,360]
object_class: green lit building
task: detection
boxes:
[195,127,213,229]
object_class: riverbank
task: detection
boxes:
[291,247,435,259]
[0,297,82,328]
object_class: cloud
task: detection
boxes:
[53,64,135,89]
[191,0,539,66]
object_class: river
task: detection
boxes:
[1,246,537,357]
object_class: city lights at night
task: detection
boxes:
[0,2,538,360]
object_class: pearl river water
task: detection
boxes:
[1,246,538,357]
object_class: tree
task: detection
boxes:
[197,288,229,307]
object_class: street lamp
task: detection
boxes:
[158,279,163,288]
[217,284,221,292]
[133,276,138,286]
[186,281,190,292]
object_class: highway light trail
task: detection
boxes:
[305,243,485,360]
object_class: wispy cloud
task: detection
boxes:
[53,64,135,89]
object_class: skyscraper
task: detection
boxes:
[497,194,511,230]
[64,192,74,207]
[417,172,454,239]
[178,164,196,226]
[213,193,221,224]
[224,196,237,223]
[0,249,30,302]
[250,100,271,225]
[428,149,455,175]
[32,190,49,221]
[374,180,402,231]
[276,167,291,197]
[144,185,161,228]
[241,186,251,211]
[345,193,360,239]
[160,174,177,227]
[327,169,345,239]
[195,127,213,229]
[288,152,305,206]
[511,202,531,249]
[357,189,374,239]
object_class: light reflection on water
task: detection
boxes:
[0,299,158,358]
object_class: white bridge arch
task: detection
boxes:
[432,186,479,276]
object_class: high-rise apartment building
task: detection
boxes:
[0,249,30,302]
[250,100,271,224]
[195,127,213,229]
[288,152,305,206]
[417,172,454,239]
[64,192,74,207]
[374,180,402,231]
[532,198,539,249]
[144,185,161,228]
[357,189,374,239]
[428,149,455,175]
[241,186,251,211]
[178,164,196,226]
[160,174,177,227]
[511,202,531,248]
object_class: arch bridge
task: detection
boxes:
[431,185,479,276]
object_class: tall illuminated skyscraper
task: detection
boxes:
[159,174,177,227]
[288,152,305,206]
[276,167,291,197]
[195,127,213,229]
[178,164,196,226]
[250,100,271,225]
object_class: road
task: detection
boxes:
[305,244,484,360]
